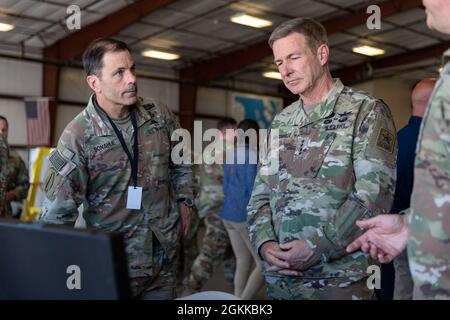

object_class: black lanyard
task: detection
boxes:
[94,98,139,187]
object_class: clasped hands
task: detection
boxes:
[260,240,320,276]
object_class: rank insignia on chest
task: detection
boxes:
[322,111,352,131]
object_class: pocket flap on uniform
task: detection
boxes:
[281,131,336,178]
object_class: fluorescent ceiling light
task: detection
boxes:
[352,45,385,57]
[230,13,272,28]
[0,23,14,32]
[141,50,180,61]
[263,71,282,80]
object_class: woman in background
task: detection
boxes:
[220,119,264,300]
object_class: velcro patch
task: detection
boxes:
[60,161,76,177]
[48,149,77,177]
[49,150,67,172]
[44,168,57,195]
[376,127,395,154]
[61,147,75,160]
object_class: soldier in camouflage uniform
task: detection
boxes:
[0,116,29,218]
[406,0,450,299]
[0,135,8,215]
[347,0,450,300]
[247,18,397,300]
[408,52,450,300]
[390,79,436,300]
[182,118,237,296]
[38,38,193,300]
[176,160,201,294]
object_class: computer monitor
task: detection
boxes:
[0,219,131,299]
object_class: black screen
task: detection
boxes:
[0,219,130,299]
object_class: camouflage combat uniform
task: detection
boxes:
[0,136,8,215]
[1,149,29,218]
[408,49,450,300]
[183,149,235,294]
[248,79,397,300]
[176,162,201,293]
[39,94,193,300]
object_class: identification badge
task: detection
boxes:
[127,186,142,210]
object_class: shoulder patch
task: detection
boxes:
[376,127,395,154]
[48,149,77,177]
[49,150,67,172]
[43,168,57,196]
[61,148,75,160]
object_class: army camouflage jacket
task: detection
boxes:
[248,79,397,281]
[196,147,228,219]
[408,48,450,299]
[1,149,29,216]
[0,136,8,216]
[39,94,193,278]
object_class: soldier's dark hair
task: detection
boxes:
[237,119,259,146]
[0,115,8,127]
[268,17,328,54]
[238,119,259,133]
[217,117,237,131]
[82,38,130,77]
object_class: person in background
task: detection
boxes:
[221,119,264,300]
[390,78,436,300]
[0,134,8,216]
[182,117,237,296]
[176,152,202,295]
[0,115,29,218]
[346,0,450,299]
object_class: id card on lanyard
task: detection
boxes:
[127,186,142,210]
[94,97,142,210]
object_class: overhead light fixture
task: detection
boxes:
[263,71,282,80]
[438,67,443,73]
[141,50,180,61]
[0,23,14,32]
[352,45,385,57]
[230,13,272,28]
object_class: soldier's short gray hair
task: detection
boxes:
[268,17,328,53]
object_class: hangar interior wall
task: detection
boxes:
[0,57,413,167]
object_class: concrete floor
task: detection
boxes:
[202,261,267,300]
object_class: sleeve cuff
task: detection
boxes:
[399,208,412,225]
[307,225,341,263]
[307,198,371,263]
[255,238,277,260]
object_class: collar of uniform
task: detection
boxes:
[86,94,151,137]
[132,97,152,128]
[297,78,344,127]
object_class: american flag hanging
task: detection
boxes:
[24,97,52,147]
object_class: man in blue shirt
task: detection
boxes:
[390,78,436,299]
[392,79,436,213]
